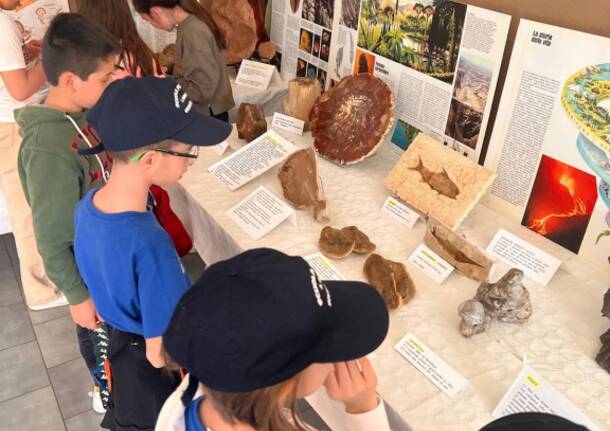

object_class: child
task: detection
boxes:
[73,76,231,430]
[158,248,393,431]
[0,0,61,311]
[132,0,235,122]
[15,12,120,412]
[72,0,163,78]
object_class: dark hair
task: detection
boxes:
[72,0,161,77]
[42,13,121,85]
[110,140,172,163]
[132,0,226,49]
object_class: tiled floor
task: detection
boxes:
[0,233,331,431]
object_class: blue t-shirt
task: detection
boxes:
[185,397,206,431]
[74,189,191,338]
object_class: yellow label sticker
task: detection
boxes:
[388,199,397,206]
[408,338,425,353]
[526,374,540,388]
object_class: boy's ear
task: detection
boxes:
[57,71,78,93]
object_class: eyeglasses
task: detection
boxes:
[129,146,199,163]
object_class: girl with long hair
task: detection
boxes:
[132,0,234,122]
[156,249,393,431]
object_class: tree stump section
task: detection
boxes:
[281,78,322,127]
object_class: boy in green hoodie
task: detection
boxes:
[15,13,119,413]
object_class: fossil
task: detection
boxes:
[596,288,610,373]
[458,268,532,337]
[410,156,460,199]
[424,220,493,281]
[364,253,416,310]
[236,103,267,142]
[319,226,375,259]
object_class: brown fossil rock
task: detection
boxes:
[318,226,375,259]
[211,0,258,65]
[596,288,610,373]
[364,254,416,310]
[424,221,493,282]
[236,103,267,142]
[310,74,394,165]
[282,78,322,127]
[278,148,329,223]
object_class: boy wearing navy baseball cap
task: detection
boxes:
[73,76,231,431]
[157,248,393,431]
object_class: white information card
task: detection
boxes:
[272,113,305,135]
[493,365,599,431]
[305,253,347,281]
[208,130,298,191]
[395,333,467,398]
[408,244,454,284]
[486,229,561,286]
[226,187,295,240]
[381,196,419,228]
[235,60,276,90]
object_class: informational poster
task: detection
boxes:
[350,1,510,161]
[484,20,610,269]
[8,0,68,41]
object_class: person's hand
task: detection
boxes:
[323,358,380,414]
[69,298,100,330]
[26,39,42,60]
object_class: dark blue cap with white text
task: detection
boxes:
[163,248,390,392]
[82,76,231,155]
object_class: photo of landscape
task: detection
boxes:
[357,0,466,83]
[445,53,492,149]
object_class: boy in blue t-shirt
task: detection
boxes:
[73,76,231,431]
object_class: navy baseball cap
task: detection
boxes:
[164,248,389,392]
[81,76,231,155]
[480,413,589,430]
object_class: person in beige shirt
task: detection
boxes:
[133,0,235,122]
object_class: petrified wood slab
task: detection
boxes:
[282,78,322,126]
[278,148,329,223]
[236,103,267,142]
[424,220,493,281]
[364,253,415,310]
[212,0,257,65]
[385,134,495,229]
[310,74,394,165]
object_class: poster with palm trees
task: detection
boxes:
[358,0,466,83]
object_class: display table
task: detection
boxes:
[169,123,610,431]
[227,69,288,122]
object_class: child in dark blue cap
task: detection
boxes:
[73,76,231,431]
[157,248,393,431]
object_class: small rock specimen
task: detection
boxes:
[278,148,329,223]
[257,41,277,61]
[458,269,532,338]
[282,78,322,127]
[310,74,395,165]
[596,288,610,373]
[212,0,257,64]
[236,103,267,142]
[319,226,375,259]
[364,253,416,310]
[424,220,493,282]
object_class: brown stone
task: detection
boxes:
[282,78,322,127]
[212,0,258,65]
[236,103,267,142]
[364,254,416,310]
[319,226,355,259]
[257,41,277,60]
[310,74,394,165]
[278,148,329,223]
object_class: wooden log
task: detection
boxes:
[236,103,267,142]
[281,78,322,127]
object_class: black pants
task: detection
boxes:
[210,108,229,123]
[101,329,180,431]
[76,325,97,373]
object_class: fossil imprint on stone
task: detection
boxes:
[310,74,395,165]
[458,269,532,338]
[385,134,495,230]
[424,220,493,281]
[318,226,375,259]
[364,253,416,310]
[278,148,329,223]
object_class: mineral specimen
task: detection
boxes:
[310,74,394,165]
[364,253,416,310]
[278,148,329,223]
[424,220,493,281]
[319,226,375,259]
[212,0,257,64]
[458,269,532,337]
[236,103,267,142]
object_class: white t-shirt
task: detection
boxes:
[0,11,46,123]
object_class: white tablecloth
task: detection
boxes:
[170,123,610,431]
[228,69,288,122]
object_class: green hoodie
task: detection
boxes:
[15,106,111,305]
